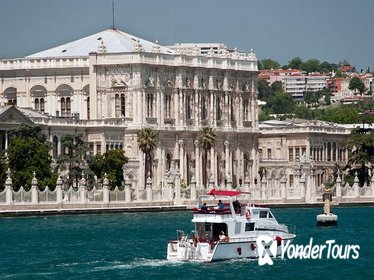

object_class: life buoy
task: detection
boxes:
[237,247,242,255]
[250,242,256,251]
[245,210,251,220]
[275,236,282,246]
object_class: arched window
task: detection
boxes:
[332,142,337,161]
[34,98,40,111]
[31,85,47,113]
[56,84,73,117]
[121,94,125,117]
[115,94,120,117]
[83,85,90,120]
[147,92,154,117]
[243,98,249,121]
[3,87,17,105]
[216,96,222,120]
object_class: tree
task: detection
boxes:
[197,127,216,188]
[257,79,274,102]
[259,59,281,70]
[88,149,128,189]
[304,91,322,105]
[266,92,295,114]
[288,57,303,69]
[345,128,374,186]
[0,152,7,190]
[349,77,366,95]
[8,124,56,190]
[271,81,283,93]
[57,133,88,187]
[321,105,361,124]
[301,59,320,73]
[137,127,159,182]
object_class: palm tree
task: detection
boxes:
[197,127,216,188]
[137,127,159,182]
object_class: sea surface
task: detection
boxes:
[0,207,373,280]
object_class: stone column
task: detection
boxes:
[103,173,110,203]
[174,170,181,205]
[5,169,13,204]
[224,141,230,178]
[194,140,200,189]
[353,172,360,198]
[280,176,287,202]
[124,176,132,203]
[78,174,87,203]
[31,172,38,204]
[243,175,250,193]
[146,173,153,201]
[300,173,306,202]
[261,177,267,200]
[179,140,184,180]
[56,176,63,204]
[190,176,197,201]
[167,174,174,201]
[335,171,342,201]
[226,173,232,190]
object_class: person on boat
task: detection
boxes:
[216,200,224,210]
[201,203,208,210]
[219,231,229,242]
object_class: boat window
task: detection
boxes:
[251,210,259,218]
[235,222,241,234]
[245,222,255,231]
[259,211,268,218]
[269,212,273,218]
[204,223,212,232]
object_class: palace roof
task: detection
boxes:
[27,28,173,58]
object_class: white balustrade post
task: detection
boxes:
[124,176,132,203]
[353,172,360,198]
[190,176,197,201]
[103,173,110,203]
[261,177,267,200]
[335,173,342,201]
[280,176,287,202]
[5,169,13,204]
[56,176,63,203]
[146,173,153,201]
[79,174,87,203]
[167,175,174,201]
[31,172,38,204]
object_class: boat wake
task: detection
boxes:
[91,258,183,272]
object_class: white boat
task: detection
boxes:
[167,189,296,262]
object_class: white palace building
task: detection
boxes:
[0,28,260,190]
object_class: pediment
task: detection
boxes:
[0,106,34,125]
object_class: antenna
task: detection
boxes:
[112,1,115,29]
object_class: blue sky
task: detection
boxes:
[0,0,373,71]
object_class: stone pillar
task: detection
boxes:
[280,176,287,202]
[146,173,153,201]
[353,172,360,198]
[167,174,174,201]
[261,177,267,200]
[190,175,197,201]
[208,174,215,190]
[243,175,250,193]
[103,173,110,203]
[31,172,38,204]
[124,176,132,203]
[224,141,230,178]
[78,173,87,203]
[300,173,306,201]
[174,170,181,205]
[335,171,342,201]
[4,131,8,150]
[226,173,232,190]
[5,169,13,204]
[56,176,63,203]
[194,140,200,189]
[179,140,184,180]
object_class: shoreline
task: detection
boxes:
[0,201,373,217]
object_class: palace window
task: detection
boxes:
[115,94,126,118]
[60,97,71,117]
[216,96,222,120]
[147,92,154,117]
[243,98,249,121]
[164,94,172,118]
[201,96,208,120]
[186,95,193,119]
[230,97,235,121]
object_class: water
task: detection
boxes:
[0,207,373,280]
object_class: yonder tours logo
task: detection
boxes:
[256,236,360,266]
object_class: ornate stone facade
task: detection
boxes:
[0,28,259,189]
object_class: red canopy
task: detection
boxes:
[206,188,249,197]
